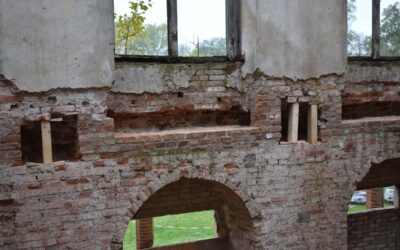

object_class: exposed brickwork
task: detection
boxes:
[348,208,399,250]
[1,60,400,250]
[136,218,153,249]
[366,188,384,209]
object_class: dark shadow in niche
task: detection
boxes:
[342,101,400,120]
[107,106,251,133]
[280,100,309,141]
[20,115,80,163]
[21,121,43,163]
[51,114,80,161]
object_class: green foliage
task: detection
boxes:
[123,220,137,250]
[347,1,400,56]
[347,0,356,25]
[115,0,152,55]
[348,201,394,214]
[133,23,168,55]
[153,210,217,246]
[348,31,371,56]
[381,2,400,56]
[347,0,371,56]
[179,37,226,57]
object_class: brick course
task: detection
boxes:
[0,61,400,249]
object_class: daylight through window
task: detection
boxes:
[114,0,239,59]
[347,0,400,58]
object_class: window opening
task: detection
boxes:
[114,0,168,56]
[114,0,240,61]
[347,0,372,56]
[177,0,226,57]
[380,0,400,56]
[281,100,318,144]
[348,0,400,59]
[348,186,397,214]
[20,115,79,164]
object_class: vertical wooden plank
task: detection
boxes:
[41,120,53,164]
[288,102,299,143]
[307,104,318,144]
[372,0,380,58]
[226,0,240,60]
[167,0,178,57]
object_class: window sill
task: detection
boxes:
[348,56,400,62]
[115,55,244,64]
[114,125,262,144]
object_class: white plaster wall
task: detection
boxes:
[241,0,347,79]
[0,0,114,92]
[0,0,347,92]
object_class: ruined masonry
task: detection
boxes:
[1,1,400,250]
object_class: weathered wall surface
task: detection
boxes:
[1,64,400,249]
[0,0,347,93]
[346,61,400,83]
[0,0,114,92]
[348,208,399,250]
[1,1,400,250]
[241,0,347,79]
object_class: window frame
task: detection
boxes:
[348,0,400,61]
[115,0,242,63]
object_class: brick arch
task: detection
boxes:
[346,157,400,249]
[112,169,260,250]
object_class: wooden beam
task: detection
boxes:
[167,0,178,57]
[287,102,299,143]
[307,104,318,144]
[41,120,53,164]
[226,0,241,60]
[372,0,380,59]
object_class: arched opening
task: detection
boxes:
[123,178,255,250]
[347,158,400,249]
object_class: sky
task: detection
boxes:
[114,0,226,48]
[351,0,399,35]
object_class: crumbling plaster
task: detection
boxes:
[0,0,115,92]
[346,61,400,83]
[241,0,347,79]
[1,0,347,93]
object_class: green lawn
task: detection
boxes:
[123,210,217,250]
[348,201,394,214]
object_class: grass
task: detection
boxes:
[348,201,394,214]
[123,210,217,250]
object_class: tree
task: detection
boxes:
[347,0,400,56]
[132,23,168,55]
[115,0,152,55]
[198,37,226,56]
[381,2,400,56]
[179,37,226,57]
[347,0,371,56]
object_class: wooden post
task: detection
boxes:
[41,120,53,164]
[288,102,299,143]
[307,104,318,144]
[167,0,178,57]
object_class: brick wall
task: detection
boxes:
[342,81,400,119]
[1,60,400,250]
[366,188,384,209]
[348,208,399,250]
